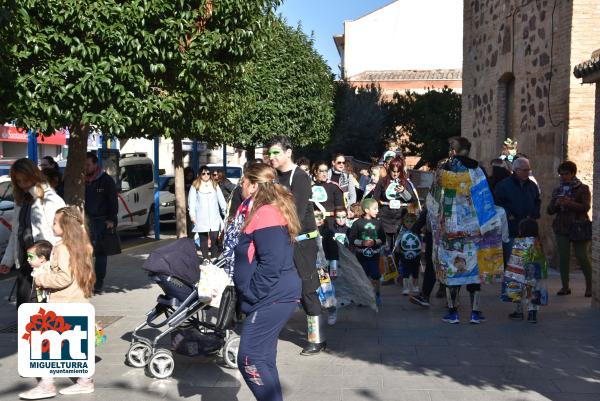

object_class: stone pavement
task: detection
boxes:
[1,239,600,401]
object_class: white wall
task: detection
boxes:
[343,0,463,78]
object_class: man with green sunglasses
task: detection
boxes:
[267,136,325,355]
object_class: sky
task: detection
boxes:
[276,0,395,76]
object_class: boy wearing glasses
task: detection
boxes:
[27,240,53,302]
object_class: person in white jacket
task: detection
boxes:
[0,158,65,307]
[188,165,226,259]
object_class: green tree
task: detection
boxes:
[327,81,386,162]
[386,87,461,168]
[211,16,335,154]
[1,0,279,235]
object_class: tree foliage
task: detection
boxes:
[386,87,461,168]
[326,81,387,162]
[0,0,280,206]
[211,16,335,150]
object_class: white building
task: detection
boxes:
[334,0,463,96]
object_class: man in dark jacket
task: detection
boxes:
[494,157,541,262]
[268,136,324,355]
[85,152,118,293]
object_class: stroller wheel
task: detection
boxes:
[223,336,240,369]
[147,349,175,379]
[126,342,152,368]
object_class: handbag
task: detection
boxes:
[568,220,592,242]
[99,227,122,256]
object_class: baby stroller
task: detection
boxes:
[125,239,239,379]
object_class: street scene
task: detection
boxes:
[1,0,600,401]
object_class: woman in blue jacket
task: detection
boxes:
[232,163,302,401]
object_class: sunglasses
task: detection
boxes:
[212,172,219,176]
[201,171,210,176]
[335,161,345,165]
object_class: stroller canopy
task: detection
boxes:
[143,238,200,286]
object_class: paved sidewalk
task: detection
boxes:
[1,240,599,401]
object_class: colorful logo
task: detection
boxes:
[18,304,95,378]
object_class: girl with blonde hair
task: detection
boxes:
[0,158,65,307]
[230,163,301,401]
[19,206,96,399]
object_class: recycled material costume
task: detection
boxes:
[311,179,344,227]
[502,236,548,321]
[277,166,325,354]
[373,160,420,251]
[427,155,504,323]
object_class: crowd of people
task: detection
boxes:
[0,135,592,401]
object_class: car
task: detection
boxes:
[206,164,243,185]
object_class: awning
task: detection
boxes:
[0,125,67,145]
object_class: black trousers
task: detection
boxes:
[421,231,436,299]
[197,231,218,259]
[16,262,34,308]
[293,239,321,316]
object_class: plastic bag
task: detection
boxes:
[317,268,337,308]
[197,261,231,308]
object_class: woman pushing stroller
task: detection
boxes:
[226,163,302,401]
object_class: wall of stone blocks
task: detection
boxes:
[592,84,600,307]
[462,0,599,261]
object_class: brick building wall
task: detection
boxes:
[462,0,599,259]
[593,83,600,307]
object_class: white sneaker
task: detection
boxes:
[59,379,94,395]
[412,286,420,295]
[327,310,337,325]
[19,382,57,400]
[402,287,410,296]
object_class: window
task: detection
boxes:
[498,73,516,147]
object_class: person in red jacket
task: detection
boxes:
[233,163,302,401]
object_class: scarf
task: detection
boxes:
[222,196,253,278]
[554,177,582,198]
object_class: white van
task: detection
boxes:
[206,164,243,185]
[117,154,175,235]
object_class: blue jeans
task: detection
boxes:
[238,302,297,401]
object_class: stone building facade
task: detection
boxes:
[462,0,600,258]
[574,50,600,306]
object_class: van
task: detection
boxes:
[206,164,243,185]
[117,154,175,235]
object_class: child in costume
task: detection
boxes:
[314,211,339,325]
[332,207,350,247]
[395,212,421,296]
[348,198,386,306]
[505,219,547,323]
[346,203,363,228]
[27,240,53,302]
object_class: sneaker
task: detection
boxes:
[402,287,410,296]
[59,378,94,395]
[327,310,337,326]
[509,311,524,320]
[442,311,459,324]
[527,310,538,324]
[469,311,481,324]
[375,294,382,306]
[19,382,57,399]
[557,288,571,296]
[411,286,420,295]
[409,295,430,307]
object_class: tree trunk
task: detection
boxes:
[173,137,188,238]
[63,123,88,207]
[246,146,256,162]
